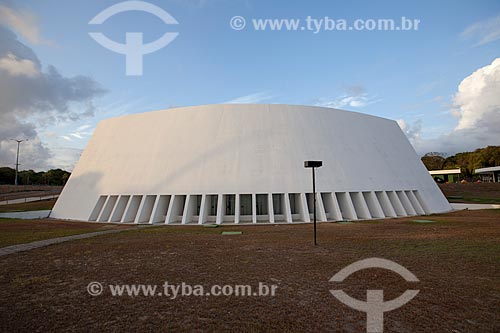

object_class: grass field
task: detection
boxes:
[439,183,500,204]
[0,209,499,332]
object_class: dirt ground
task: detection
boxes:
[0,209,499,332]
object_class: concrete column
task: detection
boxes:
[299,193,310,222]
[413,191,431,214]
[364,192,385,218]
[110,195,130,222]
[350,192,371,219]
[252,193,257,224]
[316,192,327,222]
[99,195,118,222]
[397,191,416,215]
[123,195,143,223]
[336,192,357,220]
[386,191,407,216]
[375,191,397,217]
[182,195,196,224]
[89,196,107,221]
[284,193,292,223]
[135,195,157,224]
[151,195,170,224]
[165,195,177,224]
[405,191,425,215]
[198,194,209,224]
[216,194,224,225]
[268,193,275,223]
[234,194,240,224]
[323,192,342,221]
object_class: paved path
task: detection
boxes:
[0,228,135,257]
[450,203,500,210]
[0,210,51,219]
[0,194,59,205]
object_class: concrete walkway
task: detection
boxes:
[0,194,59,205]
[0,228,135,257]
[450,203,500,210]
[0,210,51,219]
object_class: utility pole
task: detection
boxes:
[11,139,27,186]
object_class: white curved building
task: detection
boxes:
[51,104,451,224]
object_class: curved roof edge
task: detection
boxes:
[102,103,397,125]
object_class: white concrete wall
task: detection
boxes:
[51,104,451,222]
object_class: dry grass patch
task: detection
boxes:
[0,210,498,332]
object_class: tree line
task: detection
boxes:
[0,167,70,186]
[1,145,498,185]
[421,146,500,178]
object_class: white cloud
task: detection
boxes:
[77,124,92,131]
[0,52,39,77]
[460,14,500,46]
[0,120,51,170]
[0,26,105,171]
[47,147,83,172]
[0,4,49,44]
[453,58,500,130]
[401,58,500,155]
[62,124,94,142]
[315,94,377,108]
[224,91,275,104]
[396,119,406,129]
[397,119,422,143]
[315,85,381,109]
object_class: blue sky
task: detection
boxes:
[0,0,499,170]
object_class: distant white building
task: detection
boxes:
[51,104,451,224]
[429,169,461,183]
[475,166,500,182]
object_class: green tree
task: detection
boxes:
[0,167,15,185]
[0,167,71,185]
[421,152,446,170]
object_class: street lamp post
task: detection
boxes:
[11,139,27,186]
[304,160,323,245]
